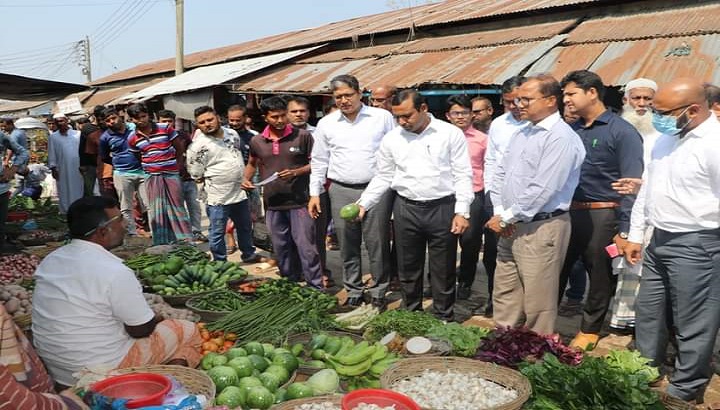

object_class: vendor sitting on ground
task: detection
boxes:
[31,196,202,387]
[0,304,88,409]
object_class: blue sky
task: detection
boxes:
[0,0,422,84]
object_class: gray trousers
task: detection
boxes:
[636,228,720,401]
[113,173,149,235]
[328,184,393,298]
[181,180,202,233]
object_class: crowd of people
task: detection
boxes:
[0,69,719,407]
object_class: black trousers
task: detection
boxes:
[458,191,491,287]
[482,197,498,302]
[394,194,457,320]
[558,208,617,333]
[315,191,331,276]
[0,192,9,246]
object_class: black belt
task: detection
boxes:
[531,209,567,222]
[398,194,455,207]
[329,179,369,190]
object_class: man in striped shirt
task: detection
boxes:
[127,103,191,245]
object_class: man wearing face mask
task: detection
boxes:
[625,78,720,405]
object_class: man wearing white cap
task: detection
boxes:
[48,114,83,214]
[608,78,661,334]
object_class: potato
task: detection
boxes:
[5,298,20,314]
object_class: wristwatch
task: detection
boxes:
[499,220,508,229]
[619,232,629,239]
[456,212,470,219]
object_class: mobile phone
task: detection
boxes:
[605,243,619,258]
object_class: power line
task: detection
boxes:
[93,0,161,53]
[0,0,163,7]
[0,41,77,58]
[92,0,148,48]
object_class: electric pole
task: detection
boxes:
[80,36,92,83]
[175,0,184,75]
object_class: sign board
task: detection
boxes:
[55,97,83,114]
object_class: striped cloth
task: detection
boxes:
[127,123,179,174]
[0,305,84,409]
[146,174,192,245]
[610,228,653,329]
[117,319,202,369]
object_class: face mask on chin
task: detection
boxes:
[652,106,691,135]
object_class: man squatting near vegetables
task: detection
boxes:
[31,196,201,388]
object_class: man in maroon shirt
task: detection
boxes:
[242,96,322,289]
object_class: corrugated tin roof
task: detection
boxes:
[527,34,720,85]
[91,0,598,85]
[85,79,165,108]
[116,46,322,103]
[0,99,48,114]
[236,36,566,93]
[566,3,720,44]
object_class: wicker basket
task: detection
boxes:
[114,365,215,402]
[13,313,31,330]
[286,331,363,375]
[380,357,531,410]
[185,297,232,322]
[271,395,343,410]
[658,392,695,410]
[159,290,212,307]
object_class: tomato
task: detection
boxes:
[202,341,219,352]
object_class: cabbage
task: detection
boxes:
[306,369,339,395]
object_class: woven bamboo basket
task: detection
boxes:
[658,391,695,410]
[185,297,231,322]
[114,365,215,402]
[13,313,31,330]
[271,395,343,410]
[286,331,363,375]
[380,357,531,410]
[160,290,212,307]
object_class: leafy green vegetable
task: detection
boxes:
[425,323,490,357]
[520,354,664,410]
[604,350,660,384]
[364,309,442,342]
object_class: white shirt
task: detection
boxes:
[309,104,395,196]
[187,127,248,206]
[359,115,474,215]
[32,240,155,385]
[628,115,720,243]
[483,112,528,195]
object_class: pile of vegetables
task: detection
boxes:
[425,323,491,357]
[0,253,40,285]
[125,244,209,271]
[520,353,663,409]
[144,259,247,296]
[390,369,519,410]
[201,338,341,409]
[334,304,380,331]
[207,294,336,344]
[254,278,337,311]
[143,293,199,322]
[474,326,583,368]
[199,325,239,355]
[363,309,442,342]
[9,196,57,214]
[0,284,32,318]
[187,288,250,312]
[299,333,400,391]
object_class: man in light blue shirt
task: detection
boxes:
[486,74,585,335]
[0,131,28,253]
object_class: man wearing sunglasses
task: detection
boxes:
[32,197,201,387]
[559,70,644,350]
[625,78,720,405]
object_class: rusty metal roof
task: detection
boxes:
[91,0,598,85]
[235,36,566,93]
[527,34,720,85]
[566,3,720,44]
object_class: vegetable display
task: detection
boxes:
[425,323,490,357]
[474,326,583,369]
[364,309,442,342]
[390,369,519,410]
[604,349,660,384]
[334,304,379,331]
[125,244,209,271]
[0,253,40,285]
[520,353,664,409]
[145,260,247,296]
[207,294,336,344]
[187,289,250,312]
[9,196,57,214]
[0,284,32,318]
[254,278,337,310]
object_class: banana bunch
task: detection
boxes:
[307,334,399,382]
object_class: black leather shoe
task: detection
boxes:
[345,296,363,307]
[457,285,471,300]
[423,288,432,298]
[371,298,387,312]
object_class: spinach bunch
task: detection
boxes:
[520,354,664,409]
